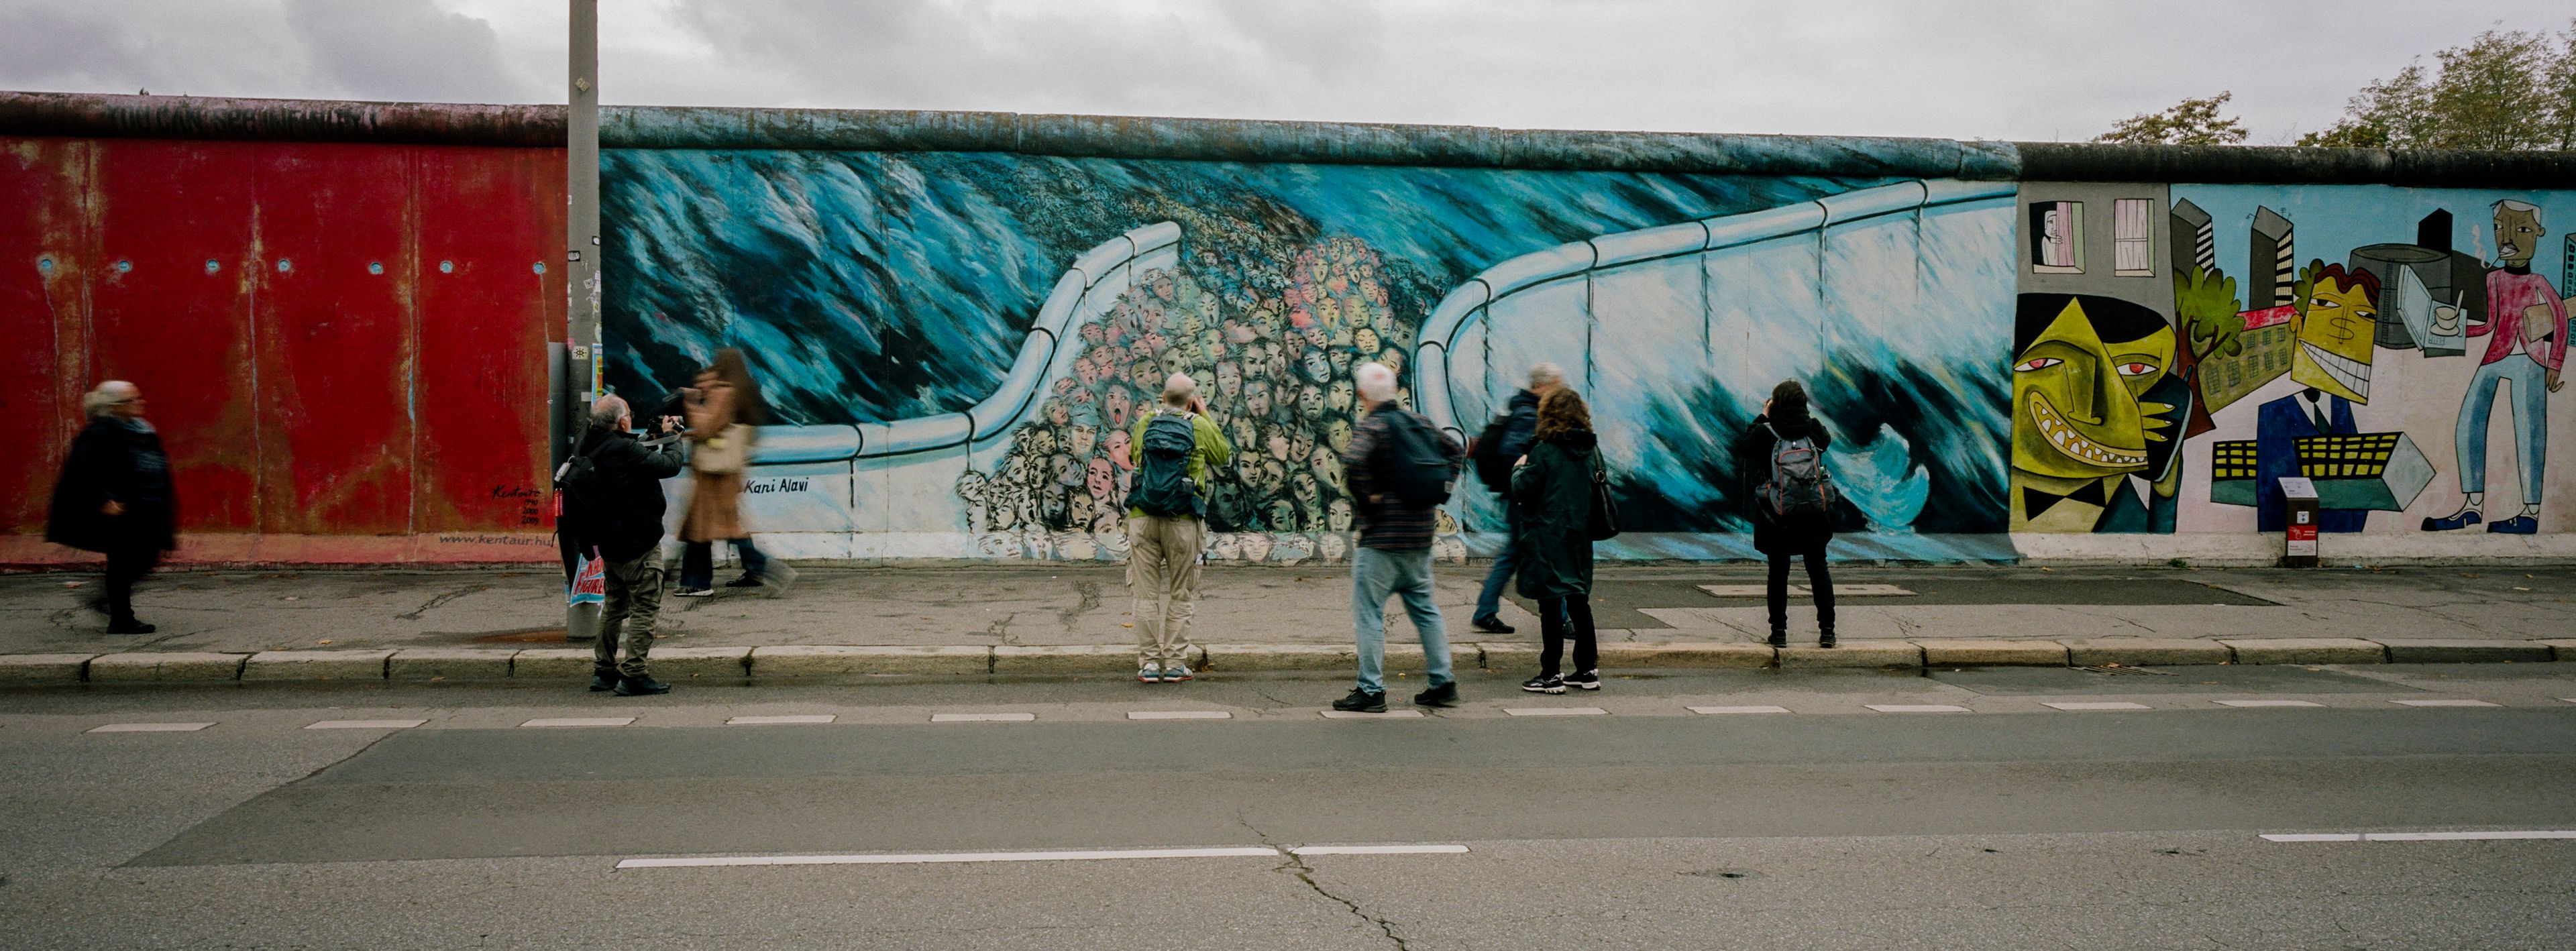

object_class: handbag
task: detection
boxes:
[692,423,753,475]
[1585,452,1621,541]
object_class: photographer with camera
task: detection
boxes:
[559,394,686,695]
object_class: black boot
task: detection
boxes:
[590,670,619,692]
[1412,681,1458,708]
[1766,630,1786,649]
[1332,688,1387,712]
[1818,630,1837,649]
[107,618,156,634]
[614,674,672,695]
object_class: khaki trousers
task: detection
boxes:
[594,553,667,678]
[1125,514,1204,667]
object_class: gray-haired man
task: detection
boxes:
[1126,372,1232,683]
[1472,363,1563,633]
[561,395,686,695]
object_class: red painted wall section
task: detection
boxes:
[0,136,563,565]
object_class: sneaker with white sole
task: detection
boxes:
[1161,663,1193,682]
[1520,673,1566,694]
[671,587,713,598]
[1563,670,1601,691]
[1137,661,1161,683]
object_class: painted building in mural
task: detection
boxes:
[3,93,2569,564]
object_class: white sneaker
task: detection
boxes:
[1137,661,1161,683]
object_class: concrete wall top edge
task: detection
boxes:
[7,91,2571,186]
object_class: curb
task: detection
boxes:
[3,637,2569,687]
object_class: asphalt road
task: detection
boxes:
[5,665,2575,949]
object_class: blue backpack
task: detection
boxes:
[1127,411,1203,518]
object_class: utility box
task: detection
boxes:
[2279,477,2320,568]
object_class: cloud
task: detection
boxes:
[283,0,539,103]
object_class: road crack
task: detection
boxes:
[1236,812,1414,950]
[397,583,492,620]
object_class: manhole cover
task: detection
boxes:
[2076,665,2174,675]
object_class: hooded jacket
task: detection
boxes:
[1509,429,1599,600]
[1737,410,1834,555]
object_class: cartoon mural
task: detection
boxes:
[2019,182,2575,543]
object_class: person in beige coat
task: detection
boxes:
[673,349,797,596]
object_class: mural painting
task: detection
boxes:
[2017,182,2574,541]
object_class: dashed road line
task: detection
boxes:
[931,712,1036,722]
[728,715,836,725]
[1127,710,1232,720]
[1504,707,1607,717]
[619,846,1284,869]
[1866,704,1970,713]
[2043,702,2151,711]
[1689,705,1792,715]
[1320,709,1424,719]
[1288,844,1471,855]
[521,717,635,728]
[2263,830,2576,843]
[2215,700,2325,708]
[2392,699,2501,708]
[87,722,213,733]
[305,719,427,730]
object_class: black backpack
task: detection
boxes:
[553,434,618,542]
[1756,422,1839,518]
[1470,414,1514,494]
[1373,409,1461,508]
[1127,410,1204,518]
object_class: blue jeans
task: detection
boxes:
[678,539,768,590]
[1474,506,1519,620]
[2455,357,2549,500]
[1351,546,1453,694]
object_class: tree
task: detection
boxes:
[2298,22,2576,150]
[2095,92,2249,146]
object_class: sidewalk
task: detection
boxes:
[2,563,2570,684]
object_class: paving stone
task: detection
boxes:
[2374,638,2555,664]
[1778,642,1921,669]
[0,653,97,685]
[2062,638,2233,667]
[1592,642,1774,669]
[2220,638,2387,665]
[85,652,248,682]
[387,649,514,681]
[748,645,989,677]
[241,649,393,681]
[1915,638,2068,667]
[648,646,753,679]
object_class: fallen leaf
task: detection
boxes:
[1122,623,1135,628]
[317,639,333,645]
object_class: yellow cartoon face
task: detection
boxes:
[2011,298,2162,480]
[2290,270,2377,403]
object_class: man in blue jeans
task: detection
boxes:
[1472,363,1563,633]
[1334,363,1462,712]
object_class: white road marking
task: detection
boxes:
[619,846,1283,869]
[305,719,427,730]
[1126,710,1232,720]
[88,722,213,733]
[1289,844,1471,855]
[728,715,836,725]
[2265,830,2576,843]
[2391,700,2501,708]
[2215,700,2324,708]
[1320,709,1424,719]
[931,712,1036,722]
[2043,702,2151,711]
[1865,704,1969,713]
[1698,583,1915,598]
[1688,705,1792,715]
[520,717,635,728]
[1504,707,1607,716]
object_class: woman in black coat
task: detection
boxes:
[1511,388,1601,693]
[1738,380,1834,649]
[46,382,177,633]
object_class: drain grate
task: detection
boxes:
[2076,665,2175,675]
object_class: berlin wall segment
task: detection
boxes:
[2,93,2569,566]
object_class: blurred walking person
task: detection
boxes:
[1466,363,1562,634]
[559,395,686,695]
[47,382,176,634]
[1741,380,1839,648]
[1124,373,1232,683]
[674,349,797,597]
[1334,363,1464,712]
[1511,387,1603,693]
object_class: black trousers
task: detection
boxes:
[1538,594,1597,677]
[1766,545,1834,635]
[104,544,162,624]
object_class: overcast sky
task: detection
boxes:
[1,0,2565,144]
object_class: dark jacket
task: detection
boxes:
[1738,410,1833,556]
[562,425,686,563]
[1510,429,1598,599]
[46,418,176,554]
[1341,403,1456,551]
[1489,389,1541,509]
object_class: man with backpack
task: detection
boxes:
[1126,373,1232,683]
[1737,380,1839,649]
[1333,362,1464,712]
[1466,363,1562,634]
[559,395,688,695]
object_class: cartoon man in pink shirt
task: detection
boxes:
[2424,199,2567,535]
